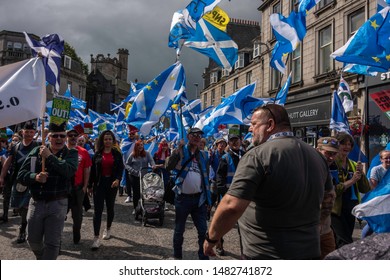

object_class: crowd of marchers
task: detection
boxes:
[0,104,388,260]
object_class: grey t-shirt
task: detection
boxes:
[228,137,332,259]
[370,165,388,183]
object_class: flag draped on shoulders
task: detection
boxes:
[0,58,46,127]
[24,32,64,93]
[126,62,186,136]
[331,6,390,73]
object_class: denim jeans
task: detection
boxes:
[173,194,209,260]
[27,198,68,260]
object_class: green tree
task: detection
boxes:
[64,42,89,75]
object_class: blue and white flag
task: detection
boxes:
[298,0,322,14]
[352,170,390,233]
[184,18,238,72]
[24,32,64,93]
[377,0,390,11]
[337,77,354,113]
[275,71,291,105]
[64,84,87,110]
[126,62,186,136]
[181,99,201,130]
[194,83,256,136]
[114,108,126,138]
[270,12,307,73]
[0,58,46,127]
[331,6,390,72]
[343,63,379,77]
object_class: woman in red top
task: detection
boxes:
[88,130,123,250]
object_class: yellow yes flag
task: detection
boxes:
[203,6,230,32]
[125,102,132,118]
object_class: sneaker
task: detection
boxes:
[102,229,111,240]
[91,237,100,250]
[125,196,132,203]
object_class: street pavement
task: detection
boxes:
[0,193,363,260]
[0,193,242,260]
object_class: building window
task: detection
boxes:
[348,8,365,39]
[23,43,29,52]
[233,78,239,91]
[235,53,244,69]
[271,68,280,90]
[211,89,215,105]
[246,71,252,85]
[292,42,301,83]
[64,55,72,69]
[7,41,13,50]
[319,0,333,9]
[203,92,207,108]
[210,71,218,84]
[319,25,333,74]
[13,42,22,50]
[253,41,260,58]
[221,84,226,98]
[222,68,230,77]
[271,2,281,40]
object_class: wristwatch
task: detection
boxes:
[205,232,218,243]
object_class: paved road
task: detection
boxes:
[0,194,242,260]
[0,193,363,260]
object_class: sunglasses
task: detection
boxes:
[261,105,276,121]
[190,133,202,138]
[321,139,338,145]
[51,134,66,139]
[67,134,78,138]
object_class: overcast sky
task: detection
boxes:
[1,0,261,98]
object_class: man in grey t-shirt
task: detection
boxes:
[203,104,332,259]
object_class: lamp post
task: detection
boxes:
[194,83,199,99]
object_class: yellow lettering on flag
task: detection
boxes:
[203,6,229,32]
[125,102,132,118]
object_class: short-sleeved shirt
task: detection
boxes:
[370,165,388,184]
[228,136,332,259]
[74,146,92,187]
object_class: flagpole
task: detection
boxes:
[273,54,290,104]
[41,117,46,172]
[357,75,369,163]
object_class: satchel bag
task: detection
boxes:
[15,182,28,193]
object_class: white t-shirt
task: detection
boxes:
[181,158,202,194]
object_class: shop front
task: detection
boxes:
[285,87,331,148]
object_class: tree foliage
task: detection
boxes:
[64,42,89,75]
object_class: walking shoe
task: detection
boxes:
[12,209,19,216]
[91,237,100,250]
[125,196,132,203]
[73,230,81,244]
[102,229,111,240]
[0,215,8,223]
[16,231,26,244]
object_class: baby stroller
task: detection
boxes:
[135,167,165,226]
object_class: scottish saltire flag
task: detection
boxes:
[275,71,291,105]
[169,10,196,49]
[330,91,368,162]
[270,12,307,73]
[352,170,390,233]
[186,0,221,24]
[377,0,390,11]
[331,6,390,72]
[24,32,64,93]
[181,99,202,130]
[343,63,379,76]
[0,58,46,127]
[298,0,322,14]
[184,17,238,72]
[64,85,87,110]
[195,83,256,136]
[126,62,186,136]
[337,77,354,113]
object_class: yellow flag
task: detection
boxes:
[203,6,230,32]
[125,102,132,117]
[171,104,179,111]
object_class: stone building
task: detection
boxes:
[200,0,387,161]
[87,49,130,113]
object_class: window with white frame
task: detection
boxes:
[221,84,226,98]
[210,71,218,84]
[211,89,215,105]
[13,42,22,50]
[271,68,280,90]
[292,42,301,83]
[271,2,281,40]
[319,25,333,74]
[235,53,244,69]
[64,55,72,69]
[348,8,365,39]
[246,71,252,85]
[203,92,208,108]
[222,68,230,77]
[233,78,239,91]
[23,43,29,52]
[253,41,260,58]
[7,41,13,50]
[319,0,333,9]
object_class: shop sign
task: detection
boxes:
[370,90,390,120]
[286,99,330,125]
